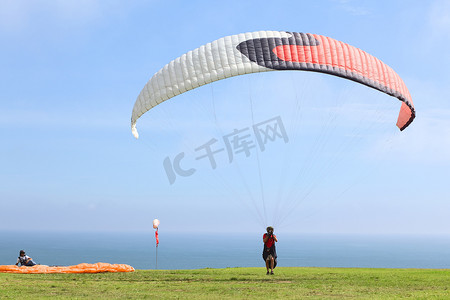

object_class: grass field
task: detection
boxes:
[1,267,449,299]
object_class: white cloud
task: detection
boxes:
[0,0,29,33]
[368,108,450,164]
[0,107,126,130]
[429,0,450,39]
[0,0,137,34]
[334,0,371,16]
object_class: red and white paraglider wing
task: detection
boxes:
[131,31,415,138]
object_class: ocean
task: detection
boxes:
[1,231,450,270]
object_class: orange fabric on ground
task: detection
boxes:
[0,263,134,274]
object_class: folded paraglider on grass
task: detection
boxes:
[0,263,135,274]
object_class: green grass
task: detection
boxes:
[0,267,449,299]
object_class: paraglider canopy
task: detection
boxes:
[131,30,415,139]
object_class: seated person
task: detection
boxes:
[15,250,37,267]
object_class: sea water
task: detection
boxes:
[1,231,449,270]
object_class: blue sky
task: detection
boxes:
[1,0,449,235]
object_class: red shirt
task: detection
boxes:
[263,233,276,248]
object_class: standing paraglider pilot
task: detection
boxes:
[263,226,277,275]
